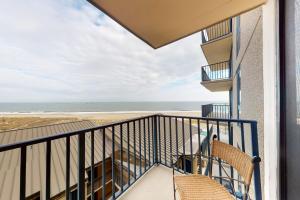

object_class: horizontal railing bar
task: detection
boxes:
[204,103,230,106]
[1,116,254,154]
[0,114,157,152]
[200,60,230,68]
[201,60,231,82]
[201,103,231,119]
[0,114,256,153]
[157,114,256,123]
[160,162,186,174]
[201,19,232,43]
[202,30,232,44]
[0,119,93,134]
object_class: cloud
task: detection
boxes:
[0,0,228,102]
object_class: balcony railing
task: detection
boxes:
[0,114,262,200]
[201,19,232,44]
[202,104,231,119]
[201,61,231,82]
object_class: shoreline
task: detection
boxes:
[0,110,201,115]
[0,111,201,131]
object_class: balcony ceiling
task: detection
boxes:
[88,0,266,49]
[201,79,233,92]
[201,34,233,64]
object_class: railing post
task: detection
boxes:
[201,31,206,43]
[90,131,95,200]
[65,137,70,200]
[229,59,232,78]
[251,122,262,200]
[229,89,233,118]
[46,141,51,200]
[102,129,106,200]
[153,115,158,164]
[20,146,27,200]
[112,126,116,199]
[153,115,159,164]
[78,132,85,200]
[228,122,234,188]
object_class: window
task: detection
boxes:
[237,68,241,119]
[87,166,99,183]
[229,89,233,118]
[281,0,300,199]
[236,16,241,57]
[181,156,192,173]
[70,189,77,200]
[26,192,40,200]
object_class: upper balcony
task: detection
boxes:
[201,19,232,64]
[201,61,232,91]
[202,103,231,119]
[0,114,262,200]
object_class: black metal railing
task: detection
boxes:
[201,61,231,82]
[202,104,231,119]
[0,114,262,200]
[201,19,232,44]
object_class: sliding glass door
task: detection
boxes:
[281,0,300,199]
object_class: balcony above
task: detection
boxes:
[202,104,231,119]
[88,0,266,49]
[201,61,232,92]
[201,19,232,64]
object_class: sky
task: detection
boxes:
[0,0,228,103]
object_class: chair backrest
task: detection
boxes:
[211,140,256,186]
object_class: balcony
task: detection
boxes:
[201,61,232,91]
[0,114,261,200]
[201,19,232,64]
[202,104,231,119]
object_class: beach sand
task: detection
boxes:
[0,111,201,132]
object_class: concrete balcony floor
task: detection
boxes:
[118,165,176,200]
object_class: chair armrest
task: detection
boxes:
[212,176,246,185]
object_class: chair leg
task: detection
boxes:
[173,176,176,200]
[243,185,249,200]
[173,166,176,200]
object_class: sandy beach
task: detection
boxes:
[0,111,201,132]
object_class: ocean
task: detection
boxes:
[0,102,216,113]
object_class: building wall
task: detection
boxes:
[262,0,280,199]
[231,7,264,198]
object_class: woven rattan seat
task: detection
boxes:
[172,136,261,200]
[174,175,233,200]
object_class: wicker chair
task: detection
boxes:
[172,135,261,200]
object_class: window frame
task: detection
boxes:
[237,68,242,120]
[236,16,241,57]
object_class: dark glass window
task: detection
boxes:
[283,0,300,199]
[87,166,99,183]
[25,192,40,200]
[71,189,77,200]
[181,157,192,173]
[237,68,241,119]
[236,16,241,57]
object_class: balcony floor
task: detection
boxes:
[118,165,176,200]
